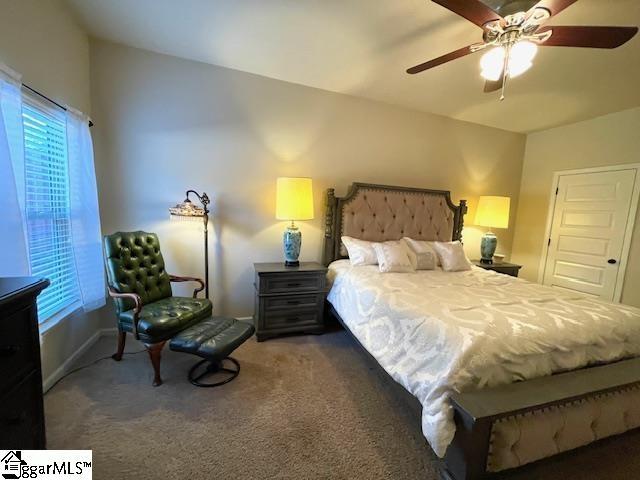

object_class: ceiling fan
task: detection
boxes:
[407,0,638,100]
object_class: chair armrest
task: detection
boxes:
[169,275,205,298]
[108,288,142,339]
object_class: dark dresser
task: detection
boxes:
[254,262,327,341]
[0,277,49,449]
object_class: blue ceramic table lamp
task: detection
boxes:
[475,195,510,264]
[276,177,314,266]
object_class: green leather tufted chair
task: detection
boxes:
[103,231,212,386]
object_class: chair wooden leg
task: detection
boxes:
[112,331,126,361]
[145,341,166,387]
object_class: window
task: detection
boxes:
[22,95,79,321]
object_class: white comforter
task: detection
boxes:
[326,260,640,457]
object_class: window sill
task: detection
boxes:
[39,301,83,336]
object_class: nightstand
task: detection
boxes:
[472,260,522,277]
[253,262,327,342]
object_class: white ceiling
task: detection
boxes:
[66,0,640,133]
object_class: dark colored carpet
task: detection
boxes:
[45,330,640,479]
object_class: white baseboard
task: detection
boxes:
[43,317,253,392]
[42,327,116,393]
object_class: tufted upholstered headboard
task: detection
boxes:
[323,183,467,265]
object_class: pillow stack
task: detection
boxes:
[341,236,471,273]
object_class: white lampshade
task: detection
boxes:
[275,177,314,221]
[475,196,510,229]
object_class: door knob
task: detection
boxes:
[607,259,617,264]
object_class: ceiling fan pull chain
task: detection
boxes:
[500,44,511,101]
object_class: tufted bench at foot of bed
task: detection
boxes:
[487,383,640,472]
[443,357,640,480]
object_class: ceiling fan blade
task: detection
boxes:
[484,1,539,18]
[407,45,478,74]
[431,0,502,28]
[484,65,505,93]
[538,25,639,48]
[528,0,578,18]
[484,75,503,93]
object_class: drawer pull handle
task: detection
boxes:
[287,282,302,287]
[286,317,300,323]
[4,411,27,425]
[286,300,301,305]
[0,345,20,357]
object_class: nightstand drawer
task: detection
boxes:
[264,293,323,311]
[259,273,324,294]
[262,309,321,330]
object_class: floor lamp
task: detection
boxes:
[169,190,211,299]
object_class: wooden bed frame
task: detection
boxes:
[323,182,640,480]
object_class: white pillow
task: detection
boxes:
[402,237,437,270]
[341,236,377,266]
[372,241,416,273]
[431,241,472,272]
[400,240,418,270]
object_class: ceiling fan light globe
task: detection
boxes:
[510,41,537,64]
[480,47,505,81]
[507,42,536,78]
[508,59,533,77]
[481,67,503,81]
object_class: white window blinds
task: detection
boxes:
[22,96,79,320]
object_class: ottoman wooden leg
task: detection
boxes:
[145,341,166,387]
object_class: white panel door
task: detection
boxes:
[542,169,637,299]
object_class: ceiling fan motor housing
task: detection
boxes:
[483,8,551,48]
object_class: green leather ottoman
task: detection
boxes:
[169,316,255,387]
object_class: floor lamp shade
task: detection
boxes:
[275,177,314,266]
[169,190,211,298]
[475,196,510,263]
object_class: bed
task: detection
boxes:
[323,182,640,479]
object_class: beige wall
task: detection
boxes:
[0,0,90,113]
[0,0,102,385]
[511,107,640,308]
[90,40,527,318]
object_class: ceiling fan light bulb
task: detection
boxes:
[480,47,505,81]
